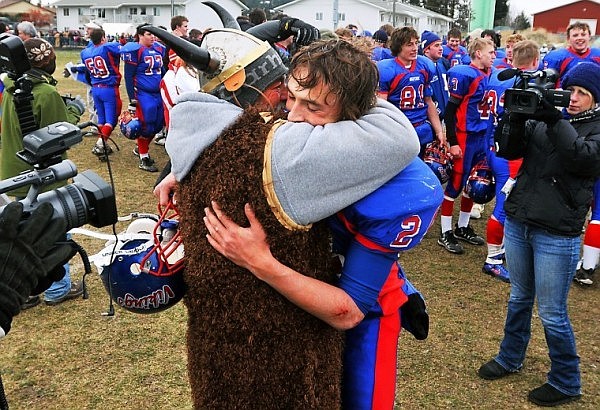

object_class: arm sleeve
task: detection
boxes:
[247,21,281,43]
[266,98,420,227]
[124,63,136,101]
[444,100,459,146]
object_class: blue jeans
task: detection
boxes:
[43,233,72,302]
[496,217,581,396]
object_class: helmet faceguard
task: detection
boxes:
[423,141,453,184]
[465,159,496,204]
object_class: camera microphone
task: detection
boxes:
[498,68,520,81]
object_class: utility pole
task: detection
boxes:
[392,0,397,27]
[333,0,339,29]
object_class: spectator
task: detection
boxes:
[420,30,449,122]
[16,21,37,41]
[248,8,267,26]
[371,29,392,61]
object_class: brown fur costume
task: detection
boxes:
[178,108,344,409]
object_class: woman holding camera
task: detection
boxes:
[478,62,600,407]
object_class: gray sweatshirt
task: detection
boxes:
[166,93,419,227]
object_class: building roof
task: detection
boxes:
[51,0,187,7]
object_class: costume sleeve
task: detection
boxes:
[547,119,600,176]
[247,21,282,44]
[266,98,420,227]
[444,100,459,145]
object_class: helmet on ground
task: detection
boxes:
[119,110,141,140]
[95,201,185,314]
[423,141,453,184]
[465,159,495,204]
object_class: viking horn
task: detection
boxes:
[202,1,241,30]
[142,25,220,73]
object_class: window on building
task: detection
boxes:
[77,8,83,16]
[130,8,138,15]
[97,8,106,18]
[63,8,70,17]
[153,7,160,16]
[140,7,147,15]
[338,13,345,21]
[316,12,323,21]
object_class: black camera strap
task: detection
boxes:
[12,77,38,137]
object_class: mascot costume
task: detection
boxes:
[148,2,421,407]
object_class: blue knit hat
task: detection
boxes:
[373,29,388,44]
[420,31,441,52]
[562,62,600,104]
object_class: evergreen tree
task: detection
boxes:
[512,11,531,30]
[494,0,509,27]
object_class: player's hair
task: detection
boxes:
[447,27,462,40]
[90,28,105,45]
[389,26,419,56]
[170,15,188,31]
[248,8,267,25]
[567,21,591,38]
[468,37,494,59]
[334,27,354,39]
[511,40,540,68]
[289,38,378,121]
[136,23,151,36]
[379,24,394,37]
[506,33,526,45]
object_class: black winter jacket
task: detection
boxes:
[498,110,600,236]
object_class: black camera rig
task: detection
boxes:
[502,68,571,115]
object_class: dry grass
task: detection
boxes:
[0,49,598,409]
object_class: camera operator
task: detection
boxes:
[0,38,85,308]
[0,201,76,338]
[479,62,600,407]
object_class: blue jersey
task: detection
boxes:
[328,158,442,409]
[442,44,470,67]
[543,47,600,85]
[447,64,492,134]
[371,46,393,62]
[377,56,436,125]
[430,58,449,120]
[121,41,165,98]
[80,42,122,87]
[493,57,512,69]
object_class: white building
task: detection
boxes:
[274,0,454,35]
[52,0,248,33]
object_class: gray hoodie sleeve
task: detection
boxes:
[265,98,419,227]
[166,93,243,181]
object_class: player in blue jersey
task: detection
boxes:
[420,30,449,123]
[186,38,442,410]
[121,24,166,172]
[438,37,495,254]
[371,29,392,61]
[493,33,525,69]
[81,29,123,158]
[378,27,445,156]
[443,27,470,67]
[482,40,541,282]
[543,21,600,85]
[575,179,600,286]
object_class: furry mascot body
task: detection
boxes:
[178,108,344,409]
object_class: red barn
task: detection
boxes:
[533,0,600,35]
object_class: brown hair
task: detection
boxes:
[389,27,419,56]
[170,15,188,31]
[90,28,105,45]
[447,27,462,40]
[506,33,526,45]
[290,39,378,120]
[567,21,590,38]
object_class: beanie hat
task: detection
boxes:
[420,30,441,52]
[373,29,388,44]
[24,38,56,75]
[561,62,600,104]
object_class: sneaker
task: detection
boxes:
[21,295,41,310]
[470,203,484,219]
[528,383,581,407]
[44,281,84,306]
[84,125,100,137]
[91,144,113,157]
[154,134,166,146]
[478,359,513,380]
[132,146,139,157]
[438,230,464,254]
[139,157,158,172]
[454,224,485,245]
[573,267,594,286]
[483,255,510,283]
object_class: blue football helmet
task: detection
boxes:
[95,201,185,314]
[119,110,141,140]
[423,141,453,184]
[465,159,496,204]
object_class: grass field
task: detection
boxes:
[0,48,598,409]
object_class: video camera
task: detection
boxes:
[0,32,117,230]
[502,68,571,115]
